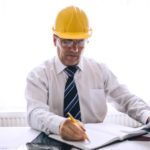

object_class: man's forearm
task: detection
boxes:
[28,108,65,135]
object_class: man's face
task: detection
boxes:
[53,35,85,66]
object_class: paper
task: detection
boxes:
[49,123,148,150]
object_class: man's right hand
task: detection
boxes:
[59,119,86,141]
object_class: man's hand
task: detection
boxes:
[59,119,86,141]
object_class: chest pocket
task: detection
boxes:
[90,89,106,105]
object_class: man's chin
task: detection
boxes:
[65,60,79,66]
[66,62,78,66]
[65,57,79,66]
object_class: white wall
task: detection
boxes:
[0,0,150,111]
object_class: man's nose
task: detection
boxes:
[71,42,79,52]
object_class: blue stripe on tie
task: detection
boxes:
[75,111,80,119]
[65,80,74,93]
[64,85,75,99]
[67,99,79,113]
[65,68,74,74]
[64,94,78,113]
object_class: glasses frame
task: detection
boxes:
[57,37,87,48]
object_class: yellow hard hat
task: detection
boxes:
[52,6,92,39]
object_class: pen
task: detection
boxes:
[67,112,90,142]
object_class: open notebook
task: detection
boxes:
[49,123,150,150]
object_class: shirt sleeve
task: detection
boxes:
[25,66,66,135]
[101,64,150,124]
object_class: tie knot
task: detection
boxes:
[64,66,78,77]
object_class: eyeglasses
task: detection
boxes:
[59,38,86,48]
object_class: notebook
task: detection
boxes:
[49,123,150,150]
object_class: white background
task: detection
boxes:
[0,0,150,111]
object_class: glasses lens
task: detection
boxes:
[61,39,73,47]
[60,38,86,48]
[77,40,85,47]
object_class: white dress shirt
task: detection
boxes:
[25,56,150,135]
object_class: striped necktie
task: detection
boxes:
[64,66,81,121]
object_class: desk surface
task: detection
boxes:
[0,127,40,149]
[0,127,150,150]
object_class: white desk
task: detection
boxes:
[0,127,40,149]
[0,127,150,150]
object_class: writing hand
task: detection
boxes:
[59,119,86,141]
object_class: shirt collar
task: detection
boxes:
[54,55,83,74]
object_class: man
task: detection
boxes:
[25,6,150,141]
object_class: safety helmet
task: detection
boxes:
[52,6,92,39]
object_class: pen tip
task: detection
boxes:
[86,138,90,143]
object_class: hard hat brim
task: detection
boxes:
[52,27,92,39]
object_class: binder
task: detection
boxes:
[26,132,72,150]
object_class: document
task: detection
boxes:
[49,123,150,150]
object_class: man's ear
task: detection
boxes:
[53,34,57,46]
